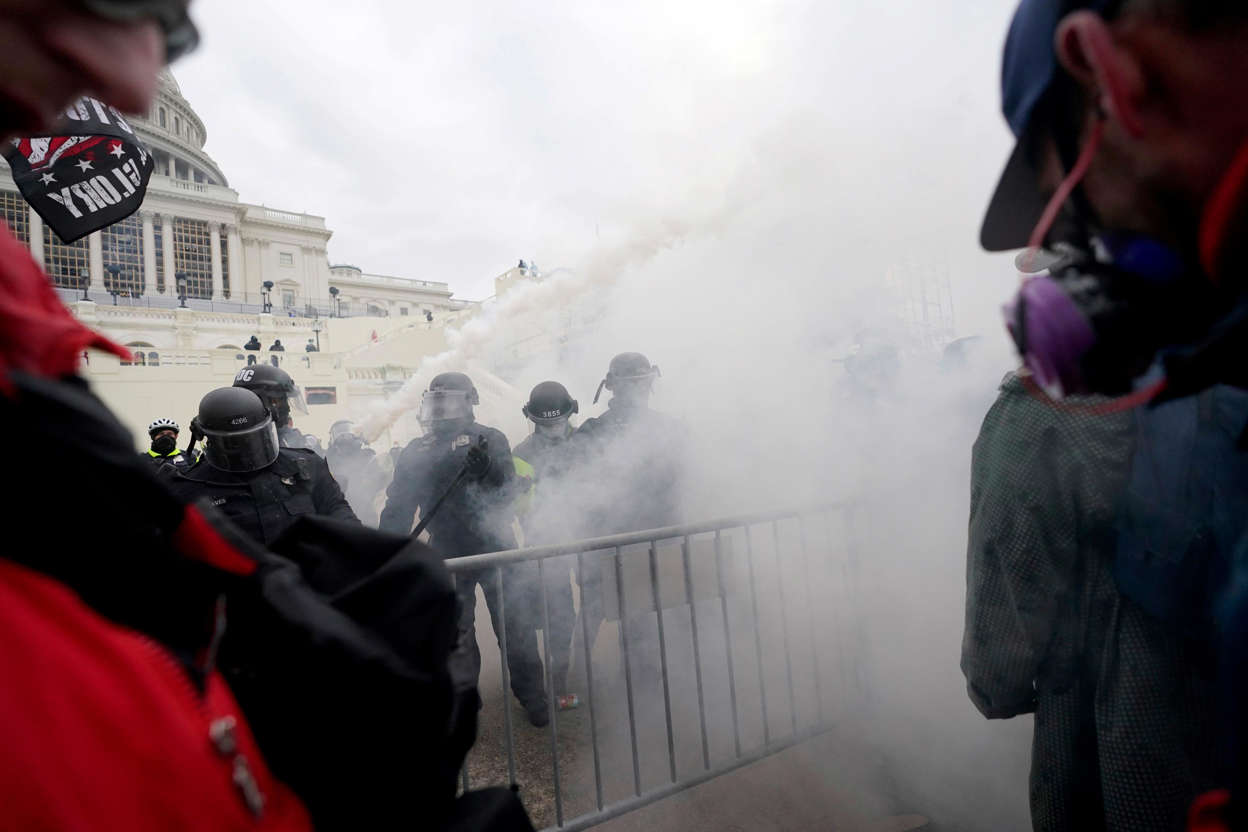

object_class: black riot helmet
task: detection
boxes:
[420,372,478,432]
[329,419,363,451]
[594,352,660,404]
[523,381,578,424]
[197,387,280,472]
[232,364,307,427]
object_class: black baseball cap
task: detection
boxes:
[980,0,1118,252]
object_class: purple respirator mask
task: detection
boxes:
[1003,234,1206,399]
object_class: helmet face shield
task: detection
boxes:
[419,389,473,427]
[202,419,280,472]
[288,385,309,416]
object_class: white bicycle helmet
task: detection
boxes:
[147,417,180,436]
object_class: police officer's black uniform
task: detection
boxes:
[572,353,684,534]
[379,373,548,725]
[568,354,685,682]
[513,381,583,703]
[142,417,195,474]
[144,446,195,472]
[166,387,358,547]
[327,420,387,526]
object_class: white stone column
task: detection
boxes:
[87,231,105,296]
[209,223,224,300]
[167,156,176,178]
[27,207,44,268]
[160,213,175,294]
[242,237,262,305]
[301,246,315,308]
[226,224,242,300]
[140,211,156,295]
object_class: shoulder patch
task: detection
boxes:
[452,434,472,450]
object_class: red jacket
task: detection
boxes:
[0,557,313,832]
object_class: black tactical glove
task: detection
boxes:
[464,437,490,480]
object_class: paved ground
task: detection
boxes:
[590,733,931,832]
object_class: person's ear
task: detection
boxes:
[1055,11,1146,137]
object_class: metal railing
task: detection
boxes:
[446,503,858,832]
[55,287,362,320]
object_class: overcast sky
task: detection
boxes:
[175,0,1020,308]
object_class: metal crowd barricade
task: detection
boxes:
[446,502,858,832]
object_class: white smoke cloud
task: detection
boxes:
[177,0,1043,825]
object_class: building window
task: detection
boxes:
[153,218,164,293]
[172,217,213,299]
[159,107,166,127]
[338,301,351,316]
[400,307,409,316]
[174,115,180,134]
[279,251,294,267]
[305,386,338,405]
[282,289,296,308]
[101,213,144,296]
[43,226,89,290]
[122,342,155,367]
[0,191,30,247]
[367,303,385,317]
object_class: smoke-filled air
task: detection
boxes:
[14,0,1063,829]
[270,1,1034,826]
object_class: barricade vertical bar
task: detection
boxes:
[538,558,563,826]
[772,520,799,736]
[797,515,824,726]
[714,530,742,758]
[614,546,642,796]
[576,551,605,811]
[744,525,770,746]
[648,540,678,783]
[496,566,518,786]
[681,534,711,770]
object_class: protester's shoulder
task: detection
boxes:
[982,371,1070,431]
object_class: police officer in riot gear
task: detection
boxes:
[513,381,581,710]
[380,371,549,726]
[571,353,685,673]
[166,387,358,546]
[231,364,312,450]
[142,417,194,471]
[327,419,387,526]
[576,352,684,531]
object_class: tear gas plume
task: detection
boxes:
[335,2,1036,826]
[355,116,1031,828]
[355,199,755,445]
